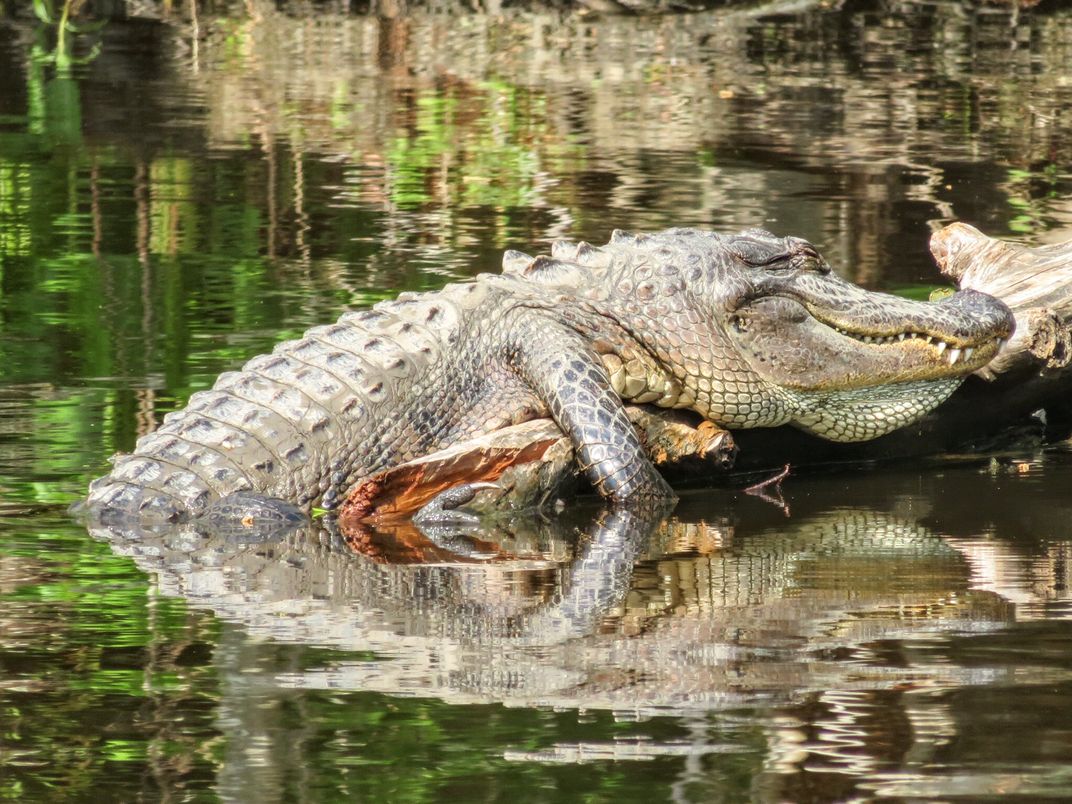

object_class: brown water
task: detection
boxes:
[1,1,1072,800]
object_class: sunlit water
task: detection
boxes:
[2,1,1072,800]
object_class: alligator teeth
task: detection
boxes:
[963,347,974,361]
[836,329,964,348]
[947,347,962,364]
[997,338,1006,350]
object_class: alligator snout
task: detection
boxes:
[933,288,1015,343]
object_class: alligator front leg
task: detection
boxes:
[512,321,676,503]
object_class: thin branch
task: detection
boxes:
[744,464,790,493]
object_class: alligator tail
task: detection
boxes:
[80,291,464,524]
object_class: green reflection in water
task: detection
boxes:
[0,519,222,799]
[383,80,586,251]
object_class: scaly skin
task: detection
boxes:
[79,228,1014,526]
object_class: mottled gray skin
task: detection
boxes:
[80,228,1013,525]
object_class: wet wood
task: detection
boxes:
[340,419,567,523]
[340,224,1072,519]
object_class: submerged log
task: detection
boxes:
[339,224,1072,523]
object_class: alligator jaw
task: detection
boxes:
[719,282,1015,441]
[788,377,965,442]
[727,287,1014,394]
[822,322,1008,370]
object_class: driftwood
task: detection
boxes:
[931,223,1072,376]
[338,224,1072,524]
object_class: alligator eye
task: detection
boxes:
[791,254,829,274]
[761,256,820,276]
[787,243,830,274]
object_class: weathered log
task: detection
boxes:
[931,222,1072,376]
[339,224,1072,523]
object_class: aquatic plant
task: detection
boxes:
[31,0,104,73]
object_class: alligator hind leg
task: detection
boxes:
[513,322,676,504]
[194,492,309,541]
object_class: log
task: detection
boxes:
[930,222,1072,377]
[339,225,1072,524]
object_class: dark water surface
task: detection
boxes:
[2,1,1072,800]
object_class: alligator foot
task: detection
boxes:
[412,482,504,559]
[194,492,309,542]
[413,482,502,528]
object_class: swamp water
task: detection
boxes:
[1,1,1072,800]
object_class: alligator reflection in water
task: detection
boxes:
[87,488,1066,718]
[82,463,1072,796]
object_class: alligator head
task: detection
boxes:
[585,228,1015,442]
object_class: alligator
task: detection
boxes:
[78,227,1014,527]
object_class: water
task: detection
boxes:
[2,1,1072,800]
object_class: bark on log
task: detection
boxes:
[339,224,1072,523]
